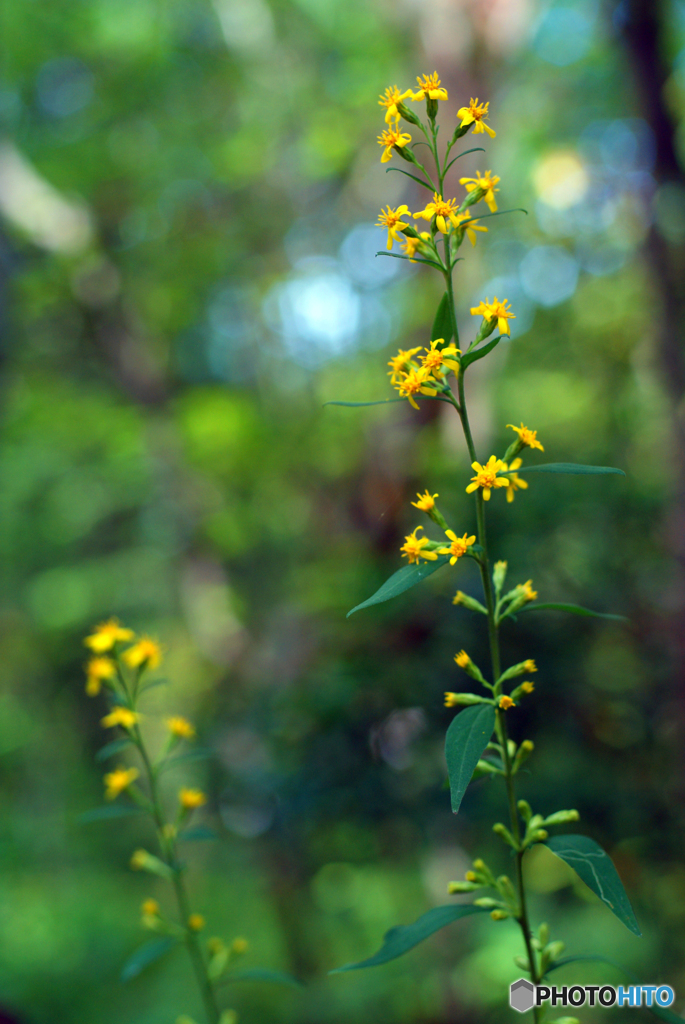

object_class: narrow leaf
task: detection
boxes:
[545,835,640,935]
[156,748,212,775]
[431,292,453,343]
[121,937,177,982]
[178,825,218,842]
[330,904,488,972]
[376,251,444,270]
[222,968,303,989]
[95,737,133,762]
[505,463,625,477]
[78,804,145,824]
[546,955,681,1024]
[518,603,628,623]
[347,556,449,618]
[324,399,405,408]
[461,335,503,369]
[465,207,528,221]
[444,147,485,174]
[385,167,434,192]
[445,705,497,814]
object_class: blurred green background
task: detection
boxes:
[2,0,685,1021]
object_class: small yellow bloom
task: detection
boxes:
[451,209,488,247]
[166,716,196,739]
[470,296,515,336]
[394,366,439,409]
[521,581,538,602]
[444,692,459,707]
[457,98,496,138]
[179,788,207,809]
[437,530,476,565]
[377,204,410,250]
[122,636,162,671]
[411,490,438,512]
[141,898,160,917]
[84,618,134,653]
[499,695,515,710]
[188,914,205,931]
[231,937,249,955]
[522,682,535,693]
[503,458,529,503]
[452,591,466,606]
[420,338,461,376]
[377,124,412,163]
[400,526,439,565]
[460,170,500,212]
[378,84,412,123]
[465,870,477,882]
[465,456,510,501]
[523,659,537,673]
[412,72,448,102]
[454,650,470,669]
[130,849,149,870]
[507,422,544,451]
[85,656,116,697]
[387,346,421,383]
[104,765,139,800]
[101,707,139,730]
[413,192,461,235]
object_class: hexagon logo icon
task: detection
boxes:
[510,978,535,1013]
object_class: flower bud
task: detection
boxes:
[493,560,508,593]
[517,799,532,822]
[539,922,550,946]
[490,909,509,921]
[542,809,580,827]
[447,880,482,893]
[452,591,487,614]
[493,822,517,848]
[444,692,489,707]
[397,101,421,126]
[513,739,534,773]
[546,940,566,961]
[514,955,530,971]
[473,897,499,908]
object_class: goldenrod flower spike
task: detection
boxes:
[413,192,461,235]
[438,530,476,565]
[166,716,196,739]
[101,707,139,730]
[179,788,207,809]
[499,695,515,710]
[400,526,439,564]
[454,650,470,669]
[377,124,412,163]
[103,765,139,800]
[460,170,500,212]
[506,422,544,451]
[457,98,496,138]
[503,458,528,502]
[387,346,421,383]
[466,456,510,501]
[378,85,412,123]
[394,365,439,409]
[470,297,515,336]
[84,618,134,653]
[122,636,162,670]
[85,656,115,696]
[421,339,461,376]
[376,204,410,249]
[411,490,438,512]
[411,72,448,102]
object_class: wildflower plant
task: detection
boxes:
[81,620,298,1024]
[328,73,654,1020]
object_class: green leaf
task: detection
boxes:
[544,835,640,935]
[156,748,212,774]
[460,335,503,369]
[465,207,528,221]
[518,603,628,623]
[431,292,453,343]
[443,147,485,174]
[445,704,497,814]
[546,955,681,1024]
[324,399,406,408]
[385,167,434,192]
[78,804,145,824]
[505,463,625,477]
[121,937,177,982]
[178,825,218,841]
[347,556,449,618]
[376,251,444,270]
[95,737,133,762]
[222,968,303,989]
[330,904,488,972]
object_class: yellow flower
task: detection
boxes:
[377,124,412,163]
[499,695,515,710]
[400,526,439,565]
[413,193,461,235]
[103,765,139,800]
[130,849,149,870]
[454,650,470,669]
[503,457,529,503]
[377,204,410,250]
[378,84,412,123]
[179,788,207,809]
[400,235,422,261]
[465,456,510,501]
[166,716,196,739]
[465,870,477,882]
[188,914,205,931]
[522,682,535,693]
[85,656,116,697]
[412,72,448,102]
[101,707,139,730]
[523,659,537,673]
[122,636,162,671]
[437,530,476,565]
[459,170,500,212]
[444,692,459,707]
[141,898,160,918]
[420,338,461,376]
[411,490,438,511]
[452,591,466,606]
[394,366,439,409]
[451,210,487,247]
[521,581,537,602]
[387,345,421,383]
[457,98,496,138]
[506,422,544,451]
[84,618,134,653]
[470,296,515,336]
[231,937,249,954]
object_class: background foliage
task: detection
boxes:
[1,1,685,1021]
